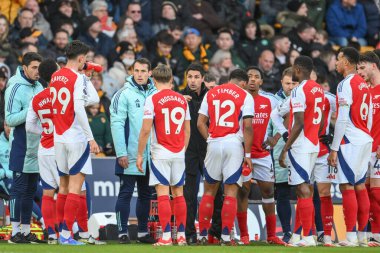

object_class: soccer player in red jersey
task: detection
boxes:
[197,69,254,245]
[279,56,325,247]
[137,64,191,246]
[237,66,285,245]
[357,51,380,246]
[50,41,100,245]
[328,47,373,246]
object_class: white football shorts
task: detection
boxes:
[242,155,274,183]
[55,142,92,175]
[287,150,318,185]
[149,158,186,186]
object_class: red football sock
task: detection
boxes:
[221,196,237,237]
[356,188,370,232]
[266,214,276,238]
[320,196,333,236]
[293,204,302,234]
[157,195,172,234]
[371,188,380,233]
[56,194,67,230]
[77,195,88,233]
[42,195,56,233]
[62,193,80,232]
[342,189,358,232]
[173,196,187,233]
[199,195,215,236]
[311,206,316,235]
[297,198,314,236]
[237,212,248,237]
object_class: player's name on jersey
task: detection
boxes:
[310,86,324,95]
[211,88,240,99]
[51,75,69,84]
[38,97,52,108]
[158,95,185,105]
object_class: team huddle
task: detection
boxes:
[4,39,380,247]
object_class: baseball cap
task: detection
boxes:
[183,27,200,37]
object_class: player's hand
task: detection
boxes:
[84,69,94,78]
[319,133,333,145]
[244,157,253,170]
[136,155,144,173]
[89,140,100,154]
[118,156,129,169]
[279,149,287,168]
[183,95,192,101]
[376,146,380,159]
[327,151,338,167]
[262,136,279,150]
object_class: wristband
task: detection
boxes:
[245,153,251,158]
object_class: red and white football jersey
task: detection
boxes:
[319,92,336,157]
[289,80,325,153]
[29,88,54,155]
[251,92,278,158]
[143,89,190,159]
[336,74,372,145]
[50,67,97,143]
[199,83,254,141]
[370,85,380,152]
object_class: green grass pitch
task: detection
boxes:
[0,242,380,253]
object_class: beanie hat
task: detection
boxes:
[287,0,304,12]
[83,15,100,31]
[162,1,178,13]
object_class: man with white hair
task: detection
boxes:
[89,0,116,38]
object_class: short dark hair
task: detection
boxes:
[294,56,314,74]
[217,27,233,38]
[19,7,33,16]
[373,49,380,62]
[186,63,205,76]
[156,31,175,46]
[282,67,293,78]
[152,64,172,83]
[65,40,90,60]
[246,66,263,80]
[204,73,216,83]
[22,52,43,66]
[38,58,59,85]
[339,47,360,65]
[54,29,69,38]
[229,69,248,83]
[272,34,289,45]
[359,51,380,69]
[168,21,183,31]
[132,58,151,71]
[296,21,314,34]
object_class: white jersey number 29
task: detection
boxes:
[50,87,71,114]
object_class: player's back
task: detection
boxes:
[289,80,325,153]
[32,88,54,151]
[370,85,380,151]
[337,74,372,144]
[146,89,189,159]
[50,67,86,143]
[202,83,253,141]
[319,92,336,157]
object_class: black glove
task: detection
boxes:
[319,133,334,145]
[282,132,289,142]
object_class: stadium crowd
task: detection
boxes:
[0,0,380,247]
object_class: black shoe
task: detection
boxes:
[317,232,325,245]
[119,235,131,244]
[187,235,198,245]
[197,237,208,245]
[282,232,292,244]
[73,232,80,241]
[8,232,30,244]
[137,234,156,244]
[24,233,47,244]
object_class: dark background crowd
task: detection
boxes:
[0,0,379,156]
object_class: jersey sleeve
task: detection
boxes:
[242,93,254,118]
[4,85,28,127]
[83,75,100,106]
[25,100,42,135]
[185,102,191,120]
[291,87,306,113]
[110,90,129,157]
[270,99,290,135]
[328,93,337,113]
[198,93,209,117]
[337,81,353,107]
[74,74,86,101]
[143,95,154,119]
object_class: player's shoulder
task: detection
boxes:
[324,91,336,100]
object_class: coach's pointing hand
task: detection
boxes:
[89,140,100,154]
[118,156,129,169]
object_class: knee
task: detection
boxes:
[261,187,274,199]
[297,184,311,198]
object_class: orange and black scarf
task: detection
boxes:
[183,44,209,71]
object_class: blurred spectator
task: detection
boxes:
[359,0,380,46]
[188,0,224,39]
[152,1,182,35]
[260,0,291,25]
[149,31,178,76]
[176,28,211,84]
[203,72,217,89]
[288,22,316,56]
[277,0,310,34]
[77,15,115,58]
[94,54,119,98]
[17,27,49,50]
[89,0,117,38]
[0,66,8,132]
[273,35,291,71]
[326,0,367,46]
[9,8,35,43]
[58,19,75,40]
[152,0,191,26]
[209,50,238,84]
[168,22,184,54]
[125,2,152,42]
[91,72,111,118]
[304,0,326,30]
[116,27,147,59]
[114,16,134,43]
[238,19,271,66]
[119,0,152,24]
[86,48,96,62]
[49,0,82,38]
[314,30,333,51]
[258,49,282,93]
[285,48,301,67]
[315,50,341,93]
[211,0,247,36]
[25,0,53,41]
[41,29,69,60]
[19,42,38,57]
[87,103,113,156]
[212,28,246,69]
[109,41,135,89]
[0,15,16,69]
